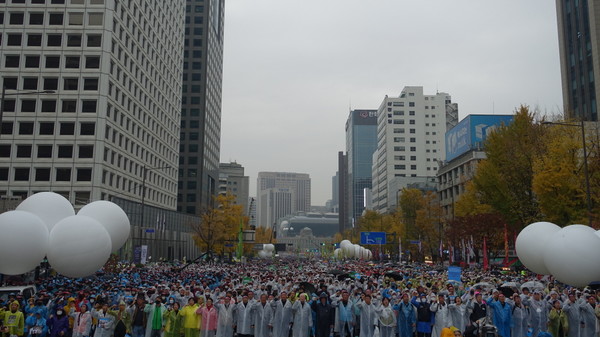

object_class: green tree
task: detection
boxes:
[397,189,443,260]
[473,106,546,228]
[454,181,493,217]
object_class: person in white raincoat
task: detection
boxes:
[251,295,273,337]
[334,290,355,337]
[356,294,379,337]
[447,296,468,333]
[271,292,293,337]
[234,295,254,337]
[91,303,115,337]
[214,296,235,337]
[375,297,396,337]
[291,294,312,337]
[430,294,450,337]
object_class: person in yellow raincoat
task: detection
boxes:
[2,301,25,337]
[178,298,199,337]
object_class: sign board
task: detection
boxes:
[409,240,421,245]
[360,231,386,245]
[445,115,514,161]
[448,266,462,283]
[133,246,141,264]
[224,243,234,247]
[254,243,264,250]
[145,229,155,233]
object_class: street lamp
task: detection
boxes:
[138,164,173,259]
[0,87,56,137]
[542,120,592,226]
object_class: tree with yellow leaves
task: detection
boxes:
[398,189,442,261]
[190,193,246,256]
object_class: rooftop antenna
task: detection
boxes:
[436,83,439,94]
[349,98,352,112]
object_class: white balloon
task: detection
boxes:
[340,240,352,249]
[342,241,353,256]
[596,230,600,239]
[264,244,275,252]
[333,248,341,259]
[258,250,271,259]
[515,221,560,274]
[78,201,130,251]
[0,211,49,275]
[47,215,112,278]
[353,245,361,259]
[17,192,75,232]
[366,250,373,260]
[543,225,600,287]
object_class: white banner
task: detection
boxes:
[140,245,148,264]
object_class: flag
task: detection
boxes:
[461,239,466,262]
[418,235,422,253]
[449,242,454,264]
[439,240,443,260]
[504,224,509,266]
[468,236,476,259]
[483,237,489,270]
[399,236,402,262]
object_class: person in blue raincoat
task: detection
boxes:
[412,293,434,337]
[395,293,416,337]
[26,312,49,337]
[488,293,512,337]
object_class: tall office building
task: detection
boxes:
[0,0,185,209]
[371,86,459,213]
[556,0,599,121]
[259,187,294,230]
[337,151,349,233]
[345,109,378,226]
[256,171,311,228]
[218,161,249,214]
[177,0,225,214]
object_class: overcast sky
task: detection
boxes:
[219,0,563,205]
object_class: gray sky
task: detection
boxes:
[220,0,563,205]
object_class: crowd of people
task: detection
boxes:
[0,259,599,337]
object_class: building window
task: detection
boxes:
[21,100,36,112]
[77,168,92,181]
[1,122,13,135]
[0,145,10,157]
[47,34,62,46]
[60,123,75,135]
[14,168,30,181]
[69,13,83,25]
[65,56,80,68]
[88,13,103,25]
[87,34,102,47]
[67,34,82,46]
[25,56,40,68]
[58,145,73,158]
[80,123,95,135]
[5,56,20,68]
[37,145,53,158]
[29,13,44,25]
[81,100,97,113]
[85,56,100,68]
[55,168,71,181]
[10,13,24,25]
[78,145,94,158]
[19,122,34,135]
[49,13,64,25]
[39,122,54,135]
[35,168,51,181]
[16,145,32,158]
[7,34,22,46]
[64,78,79,90]
[27,34,42,46]
[62,100,77,113]
[23,78,38,90]
[45,56,60,68]
[83,78,99,90]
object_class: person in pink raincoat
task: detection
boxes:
[196,298,218,337]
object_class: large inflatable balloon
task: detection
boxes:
[353,244,361,259]
[47,215,112,278]
[333,248,341,259]
[263,244,275,252]
[341,240,353,256]
[78,201,130,251]
[515,221,560,274]
[16,192,75,231]
[0,211,49,275]
[543,225,600,287]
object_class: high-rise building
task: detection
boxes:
[218,162,249,214]
[0,0,185,209]
[259,188,294,230]
[345,109,378,226]
[331,172,339,212]
[556,0,599,121]
[177,0,225,214]
[337,151,349,233]
[371,86,459,213]
[256,172,310,228]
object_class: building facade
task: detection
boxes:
[177,0,225,214]
[345,109,378,226]
[218,162,249,214]
[556,0,600,121]
[0,0,185,211]
[256,171,311,228]
[371,86,459,213]
[437,114,514,219]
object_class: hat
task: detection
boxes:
[319,293,328,298]
[420,293,427,297]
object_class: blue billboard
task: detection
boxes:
[445,114,514,161]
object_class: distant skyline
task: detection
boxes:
[220,0,563,205]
